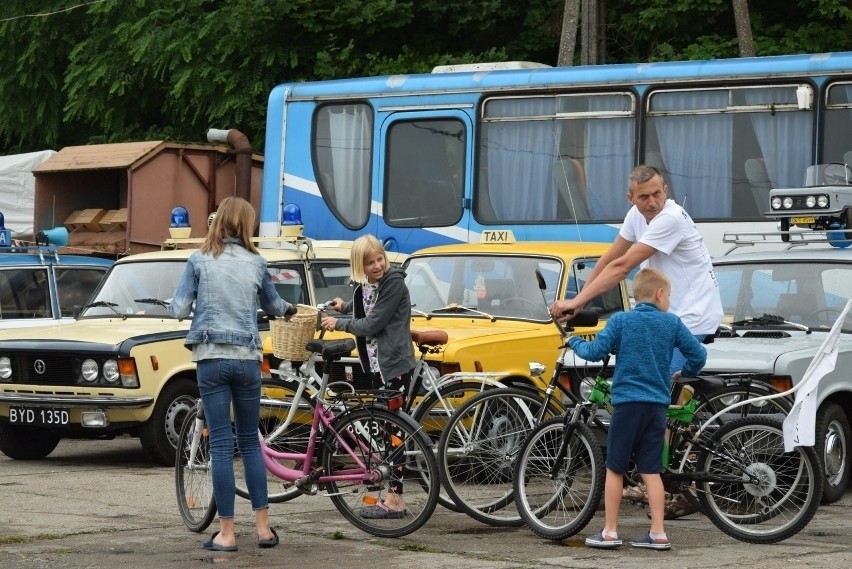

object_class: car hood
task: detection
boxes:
[411,317,551,342]
[703,331,849,373]
[0,317,190,345]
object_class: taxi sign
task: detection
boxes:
[480,230,516,244]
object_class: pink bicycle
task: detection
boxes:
[175,337,440,538]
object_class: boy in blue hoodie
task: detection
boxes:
[569,268,706,551]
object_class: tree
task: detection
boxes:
[558,0,581,66]
[732,0,755,56]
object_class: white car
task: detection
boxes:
[704,242,852,503]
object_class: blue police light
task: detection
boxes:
[280,203,304,239]
[169,206,192,238]
[0,211,11,248]
[827,222,852,249]
[170,206,190,227]
[282,203,302,225]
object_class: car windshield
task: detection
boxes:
[715,260,852,331]
[80,261,187,318]
[404,255,560,320]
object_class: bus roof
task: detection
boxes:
[273,52,852,101]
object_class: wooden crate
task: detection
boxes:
[98,208,128,231]
[64,209,106,232]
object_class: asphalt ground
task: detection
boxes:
[1,435,850,569]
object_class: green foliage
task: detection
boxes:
[0,0,849,154]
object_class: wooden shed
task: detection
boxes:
[32,140,264,256]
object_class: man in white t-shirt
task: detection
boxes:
[550,164,723,374]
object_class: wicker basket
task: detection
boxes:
[270,304,319,361]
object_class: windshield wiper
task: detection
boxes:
[81,300,126,320]
[135,298,171,308]
[431,303,495,322]
[732,314,811,332]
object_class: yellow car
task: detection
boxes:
[322,233,630,401]
[0,235,404,466]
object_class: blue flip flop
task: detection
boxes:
[202,531,238,552]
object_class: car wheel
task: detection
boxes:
[815,401,850,504]
[140,378,198,466]
[0,423,60,460]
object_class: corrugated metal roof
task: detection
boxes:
[31,141,261,173]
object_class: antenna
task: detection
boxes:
[552,130,583,242]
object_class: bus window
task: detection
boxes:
[646,84,813,219]
[476,92,635,224]
[824,82,852,165]
[384,118,465,227]
[313,103,373,229]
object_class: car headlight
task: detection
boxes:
[102,359,120,383]
[817,195,829,208]
[578,375,597,400]
[81,359,99,382]
[0,356,11,380]
[782,197,793,209]
[805,196,816,208]
[771,197,782,210]
[426,366,443,389]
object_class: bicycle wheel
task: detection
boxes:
[695,415,822,543]
[411,380,501,511]
[437,387,550,527]
[679,384,793,514]
[321,406,439,538]
[513,417,604,540]
[235,382,315,503]
[175,405,217,532]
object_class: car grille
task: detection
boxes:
[7,353,77,386]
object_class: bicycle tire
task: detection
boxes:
[411,380,501,512]
[513,417,604,540]
[235,382,316,503]
[695,415,822,544]
[437,387,554,527]
[678,383,793,514]
[321,406,440,538]
[175,405,217,533]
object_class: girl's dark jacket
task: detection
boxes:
[334,267,415,380]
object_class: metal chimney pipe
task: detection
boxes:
[207,128,252,201]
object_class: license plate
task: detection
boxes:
[791,216,815,225]
[9,406,70,426]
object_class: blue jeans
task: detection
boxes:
[197,358,268,518]
[669,334,706,378]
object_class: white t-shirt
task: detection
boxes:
[620,200,723,335]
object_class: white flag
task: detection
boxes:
[783,299,852,452]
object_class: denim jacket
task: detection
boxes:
[169,239,288,351]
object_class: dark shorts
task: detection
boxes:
[605,402,667,474]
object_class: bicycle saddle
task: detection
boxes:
[305,338,355,362]
[411,329,448,346]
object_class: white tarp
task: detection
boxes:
[0,150,56,237]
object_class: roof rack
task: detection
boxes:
[0,244,62,264]
[722,229,852,254]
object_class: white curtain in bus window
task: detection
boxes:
[825,82,852,165]
[650,90,733,218]
[584,94,634,219]
[480,93,634,223]
[743,87,812,191]
[482,97,560,222]
[315,104,371,229]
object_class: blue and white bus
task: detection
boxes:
[259,52,852,255]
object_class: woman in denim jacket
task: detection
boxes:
[170,197,295,552]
